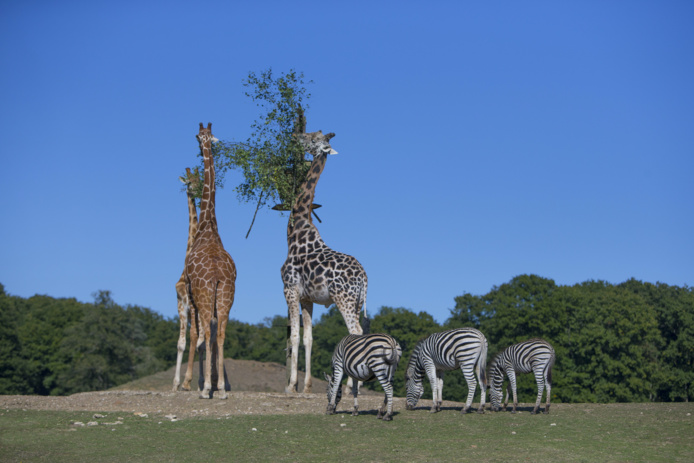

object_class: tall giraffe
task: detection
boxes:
[281,130,368,393]
[172,167,229,393]
[184,123,237,399]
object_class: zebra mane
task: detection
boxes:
[488,352,505,379]
[406,339,426,374]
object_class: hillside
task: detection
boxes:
[111,359,330,393]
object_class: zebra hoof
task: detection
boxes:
[405,404,415,411]
[382,414,393,421]
[476,408,485,414]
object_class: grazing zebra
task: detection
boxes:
[324,333,402,421]
[405,328,488,414]
[488,338,556,414]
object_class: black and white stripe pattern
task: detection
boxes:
[324,333,402,421]
[488,338,556,414]
[405,328,488,414]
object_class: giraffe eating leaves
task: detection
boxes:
[281,130,368,393]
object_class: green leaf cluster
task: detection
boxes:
[200,69,313,213]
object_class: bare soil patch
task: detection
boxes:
[0,359,408,419]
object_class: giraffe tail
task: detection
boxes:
[359,280,370,334]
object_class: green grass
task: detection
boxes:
[1,403,692,462]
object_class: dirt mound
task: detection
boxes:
[112,358,327,394]
[0,359,391,418]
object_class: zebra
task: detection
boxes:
[324,333,402,421]
[488,338,556,414]
[405,328,488,414]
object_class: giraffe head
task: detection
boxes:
[179,167,203,196]
[196,122,219,146]
[295,130,337,157]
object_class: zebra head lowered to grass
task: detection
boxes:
[488,338,556,415]
[324,333,402,421]
[405,328,488,414]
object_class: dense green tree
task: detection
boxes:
[618,279,694,401]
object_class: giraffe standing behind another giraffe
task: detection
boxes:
[281,130,368,393]
[184,123,237,399]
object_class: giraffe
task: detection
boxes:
[183,122,237,399]
[172,167,229,393]
[281,130,368,393]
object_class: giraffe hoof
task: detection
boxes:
[218,393,228,400]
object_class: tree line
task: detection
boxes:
[1,275,691,402]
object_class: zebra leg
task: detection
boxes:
[507,370,518,413]
[544,368,552,414]
[327,368,343,415]
[532,367,545,415]
[475,359,486,414]
[460,365,477,414]
[503,382,511,412]
[425,364,439,413]
[436,371,444,412]
[301,301,314,393]
[376,371,395,421]
[352,379,360,416]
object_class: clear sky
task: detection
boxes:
[1,1,692,325]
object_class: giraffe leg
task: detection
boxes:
[215,311,230,399]
[173,281,188,392]
[284,286,301,393]
[301,301,313,393]
[182,303,199,391]
[196,295,214,399]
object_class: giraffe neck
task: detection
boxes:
[185,188,199,255]
[287,151,328,243]
[198,141,218,233]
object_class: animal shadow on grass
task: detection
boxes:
[492,405,548,414]
[333,409,401,419]
[407,405,485,413]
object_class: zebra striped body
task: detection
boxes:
[489,338,555,414]
[405,328,488,414]
[325,333,402,421]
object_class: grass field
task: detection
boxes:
[1,403,692,462]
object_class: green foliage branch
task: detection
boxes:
[185,69,313,236]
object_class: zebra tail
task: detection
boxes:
[384,338,399,366]
[478,339,488,388]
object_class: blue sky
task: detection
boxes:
[1,1,692,325]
